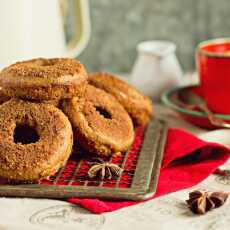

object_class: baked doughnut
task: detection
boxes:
[62,85,134,156]
[0,58,88,100]
[0,99,73,180]
[89,72,153,126]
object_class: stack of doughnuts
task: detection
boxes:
[0,58,153,181]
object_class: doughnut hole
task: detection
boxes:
[95,106,112,119]
[14,124,40,144]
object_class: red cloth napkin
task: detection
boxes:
[67,128,230,214]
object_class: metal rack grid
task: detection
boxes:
[0,119,167,200]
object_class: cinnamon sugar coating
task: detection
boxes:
[0,87,61,107]
[0,58,88,100]
[62,85,134,156]
[0,99,73,180]
[2,58,85,79]
[89,72,154,126]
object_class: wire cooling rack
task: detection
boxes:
[0,119,167,200]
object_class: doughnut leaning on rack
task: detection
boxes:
[0,99,73,181]
[62,85,135,157]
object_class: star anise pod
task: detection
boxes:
[88,158,123,180]
[209,192,229,208]
[186,190,229,215]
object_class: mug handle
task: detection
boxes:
[64,0,91,57]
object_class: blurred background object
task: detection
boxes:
[0,0,90,69]
[130,41,183,100]
[64,0,230,73]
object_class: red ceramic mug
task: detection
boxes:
[197,38,230,114]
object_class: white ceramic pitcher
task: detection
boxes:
[131,41,183,101]
[0,0,91,69]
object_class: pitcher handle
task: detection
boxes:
[64,0,91,57]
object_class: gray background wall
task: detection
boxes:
[68,0,230,73]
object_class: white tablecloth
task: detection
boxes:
[1,104,230,230]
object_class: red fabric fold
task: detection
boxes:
[67,128,230,214]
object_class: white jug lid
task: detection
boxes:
[137,40,176,57]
